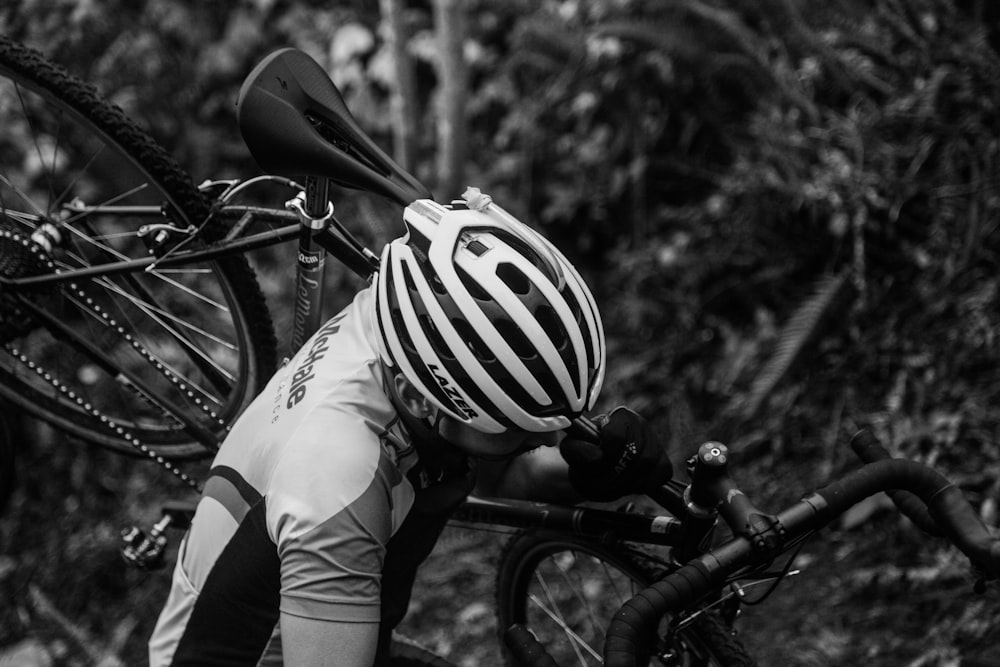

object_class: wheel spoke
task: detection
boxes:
[61,182,147,226]
[53,219,240,395]
[60,222,231,313]
[13,81,57,212]
[64,292,228,407]
[52,140,105,211]
[599,558,635,605]
[92,276,237,352]
[528,583,600,665]
[550,553,607,643]
[0,172,47,219]
[0,38,272,456]
[55,241,237,362]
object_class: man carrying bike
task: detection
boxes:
[148,198,671,666]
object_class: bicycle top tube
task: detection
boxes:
[0,218,300,289]
[0,197,377,290]
[452,495,683,545]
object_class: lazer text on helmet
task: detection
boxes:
[427,363,479,420]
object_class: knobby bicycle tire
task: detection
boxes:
[0,36,276,459]
[495,531,755,666]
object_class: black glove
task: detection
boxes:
[560,407,673,502]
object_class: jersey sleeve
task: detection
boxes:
[267,408,405,622]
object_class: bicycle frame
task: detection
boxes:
[0,176,376,352]
[0,219,296,288]
[453,494,682,546]
[0,191,366,286]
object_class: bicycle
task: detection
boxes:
[0,36,756,664]
[1,36,996,667]
[0,37,428,465]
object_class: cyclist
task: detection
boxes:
[148,197,671,666]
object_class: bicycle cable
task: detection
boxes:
[668,536,812,637]
[725,530,814,606]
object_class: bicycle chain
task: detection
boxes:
[4,342,203,492]
[0,228,246,494]
[63,278,228,429]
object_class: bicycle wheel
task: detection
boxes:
[0,37,276,459]
[496,531,755,666]
[388,635,457,667]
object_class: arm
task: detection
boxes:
[281,614,379,667]
[269,422,396,666]
[477,408,674,503]
[474,444,582,503]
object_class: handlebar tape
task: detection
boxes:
[503,625,559,667]
[850,431,943,536]
[601,453,1000,667]
[603,560,717,667]
[816,456,1000,579]
[928,485,1000,579]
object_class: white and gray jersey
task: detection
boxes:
[149,287,442,665]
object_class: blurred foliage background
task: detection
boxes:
[1,0,999,665]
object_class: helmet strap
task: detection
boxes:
[383,365,456,451]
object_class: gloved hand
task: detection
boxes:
[559,407,673,502]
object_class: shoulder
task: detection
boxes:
[265,411,408,547]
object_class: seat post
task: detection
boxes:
[287,175,333,354]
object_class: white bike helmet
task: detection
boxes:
[373,191,605,434]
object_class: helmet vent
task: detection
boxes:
[456,265,491,301]
[390,307,418,354]
[401,261,418,292]
[562,285,583,324]
[430,273,448,295]
[535,305,567,350]
[495,319,536,360]
[452,317,496,362]
[498,232,542,267]
[561,286,594,369]
[496,262,532,295]
[419,314,453,360]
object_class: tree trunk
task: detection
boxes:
[432,0,468,199]
[378,0,419,174]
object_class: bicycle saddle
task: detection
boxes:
[237,48,431,206]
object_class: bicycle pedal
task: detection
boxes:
[161,499,197,530]
[120,512,176,570]
[120,525,168,570]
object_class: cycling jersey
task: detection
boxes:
[148,286,474,666]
